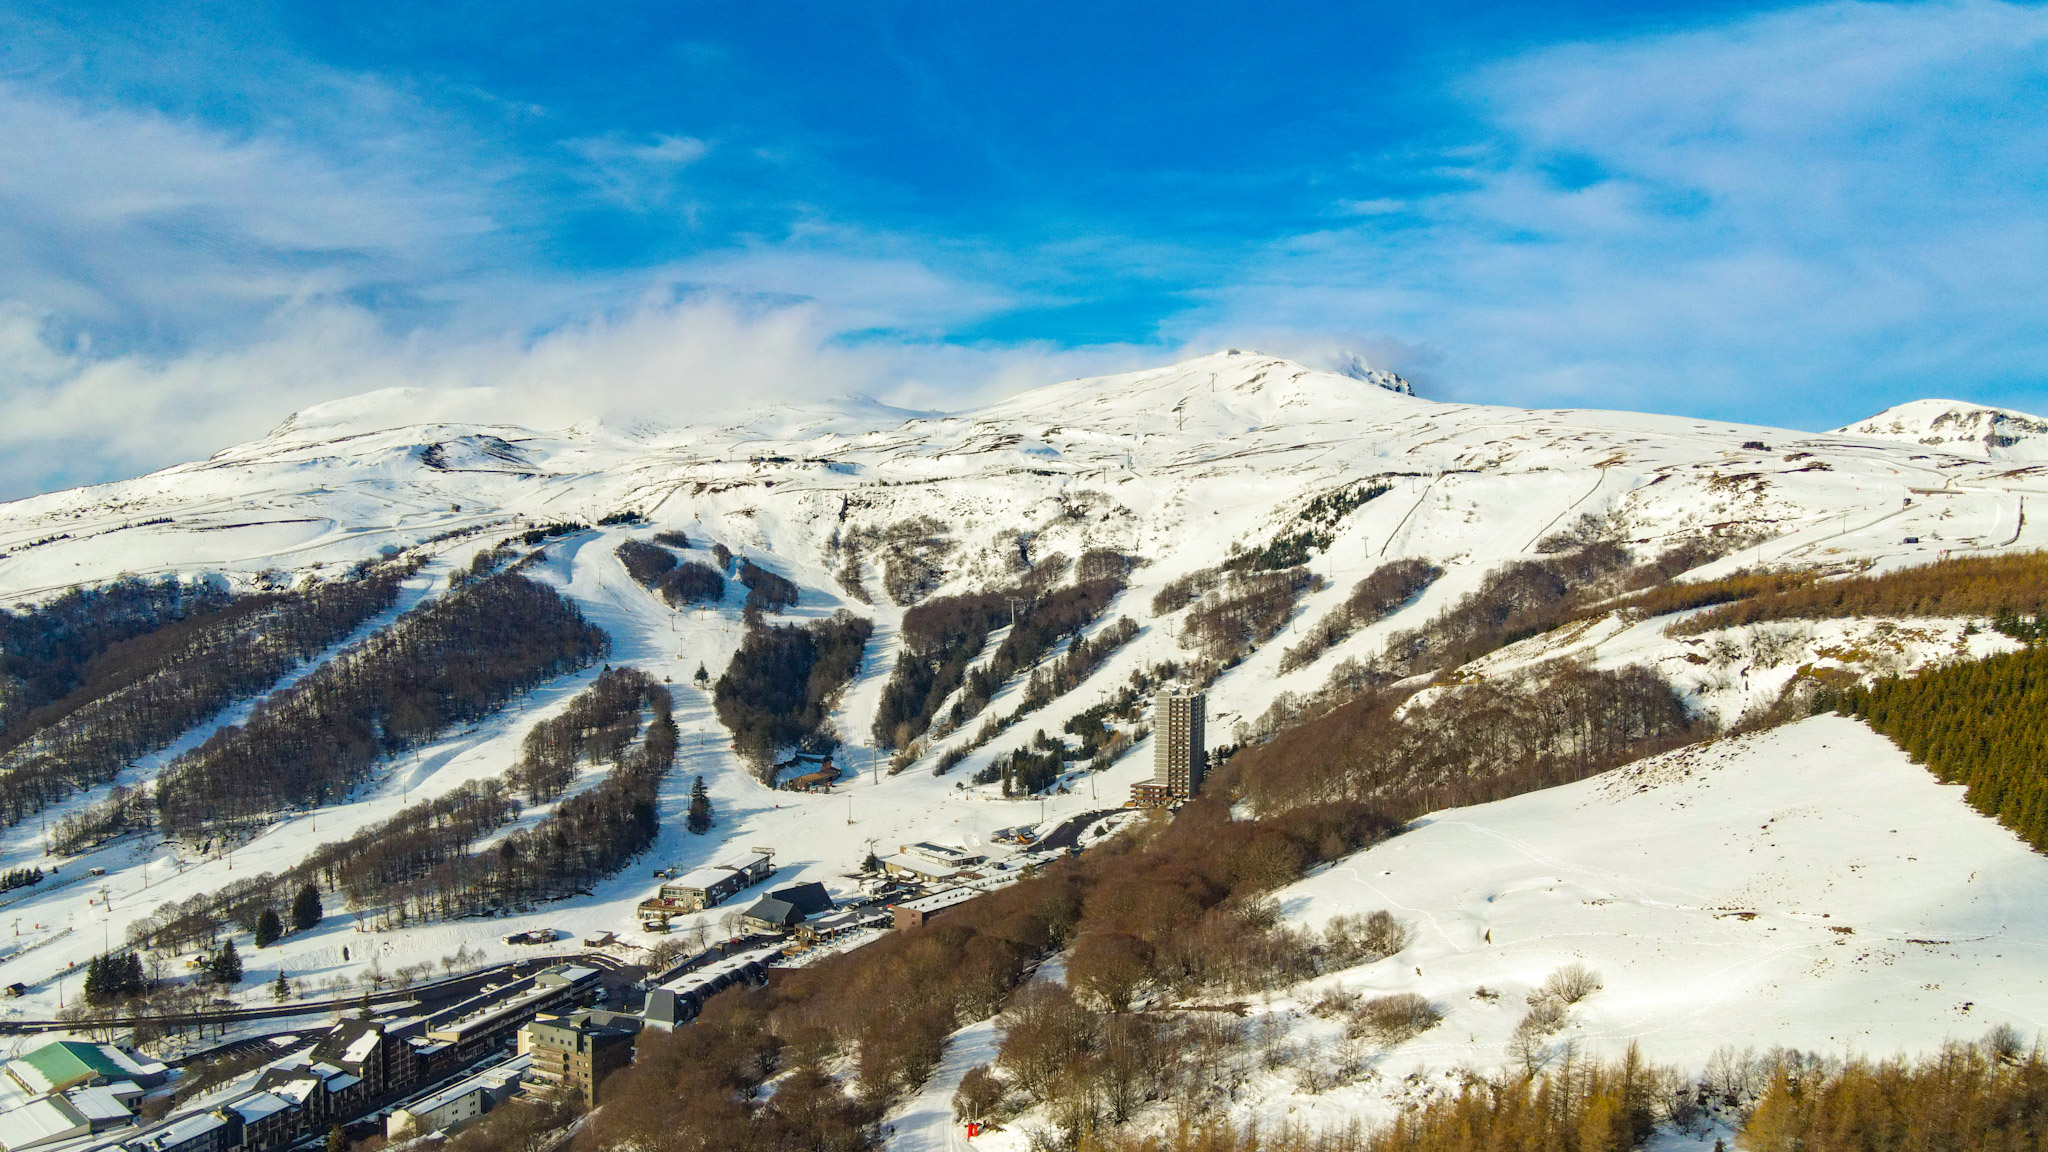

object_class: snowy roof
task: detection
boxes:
[667,866,738,891]
[878,854,955,879]
[123,1113,225,1152]
[92,1053,161,1091]
[340,1033,380,1065]
[894,887,979,915]
[57,1087,129,1126]
[224,1093,292,1124]
[7,1045,124,1096]
[264,1079,317,1106]
[399,1055,530,1117]
[534,964,599,989]
[0,1096,90,1151]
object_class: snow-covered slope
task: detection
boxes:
[900,714,2048,1149]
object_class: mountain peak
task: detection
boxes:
[1835,398,2048,460]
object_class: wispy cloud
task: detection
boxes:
[563,132,711,210]
[1203,0,2048,426]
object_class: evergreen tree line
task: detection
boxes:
[1278,559,1444,674]
[154,569,609,840]
[0,866,42,891]
[1842,639,2048,852]
[615,539,725,608]
[509,666,658,802]
[973,732,1070,795]
[872,589,1017,751]
[1223,480,1395,574]
[0,561,415,829]
[713,612,873,775]
[0,573,234,736]
[83,952,147,1005]
[1020,616,1141,713]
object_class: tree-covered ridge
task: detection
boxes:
[130,668,673,948]
[616,538,725,607]
[714,612,873,775]
[1610,550,2048,636]
[874,552,1132,752]
[1844,640,2048,852]
[0,561,416,828]
[510,665,655,802]
[155,568,609,840]
[0,574,235,735]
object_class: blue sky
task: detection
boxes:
[1,1,2046,497]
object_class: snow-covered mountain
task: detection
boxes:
[6,350,2041,604]
[4,351,2048,1147]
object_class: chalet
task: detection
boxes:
[738,897,804,935]
[768,882,833,917]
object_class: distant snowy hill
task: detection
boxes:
[1834,398,2048,461]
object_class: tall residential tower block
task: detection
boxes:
[1131,687,1206,806]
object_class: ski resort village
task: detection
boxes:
[0,353,2047,1150]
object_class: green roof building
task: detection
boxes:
[4,1040,163,1096]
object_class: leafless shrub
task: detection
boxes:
[1310,987,1362,1018]
[1348,992,1443,1047]
[1322,909,1409,967]
[1519,998,1568,1036]
[1538,963,1602,1005]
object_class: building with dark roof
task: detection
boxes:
[768,882,832,917]
[738,897,803,934]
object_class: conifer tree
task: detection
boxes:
[212,939,242,985]
[254,908,282,948]
[273,970,290,1002]
[82,954,106,1005]
[292,883,323,932]
[687,775,712,834]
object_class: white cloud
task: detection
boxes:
[0,79,500,340]
[0,292,1155,500]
